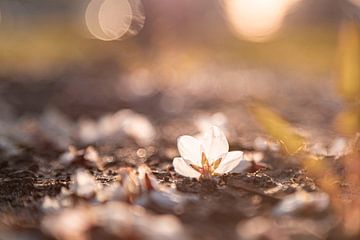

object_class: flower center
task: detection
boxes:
[190,152,222,178]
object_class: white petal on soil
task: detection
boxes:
[173,157,201,179]
[71,169,97,198]
[122,112,156,146]
[78,118,100,144]
[40,109,74,149]
[147,189,193,211]
[328,137,348,157]
[96,182,126,202]
[138,164,158,191]
[59,146,78,165]
[42,206,93,240]
[201,126,229,163]
[94,202,187,240]
[177,135,202,164]
[273,191,330,216]
[254,136,268,151]
[0,136,22,156]
[119,168,141,197]
[236,217,273,240]
[84,146,100,163]
[215,151,244,174]
[42,196,61,212]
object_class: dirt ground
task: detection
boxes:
[0,60,358,240]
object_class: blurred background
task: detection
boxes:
[0,0,360,144]
[0,0,360,147]
[1,1,360,238]
[0,0,351,115]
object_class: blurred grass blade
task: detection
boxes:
[334,107,360,135]
[250,103,343,215]
[249,103,305,155]
[335,21,360,134]
[337,21,360,101]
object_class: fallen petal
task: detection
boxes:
[71,169,98,198]
[273,191,329,216]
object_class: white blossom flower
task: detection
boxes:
[173,126,245,179]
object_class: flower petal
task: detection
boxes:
[230,159,252,173]
[214,151,244,174]
[177,135,202,164]
[201,126,229,163]
[173,157,201,178]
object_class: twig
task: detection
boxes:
[228,181,282,203]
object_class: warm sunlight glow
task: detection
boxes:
[222,0,300,42]
[350,0,360,8]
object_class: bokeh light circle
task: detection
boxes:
[85,0,144,41]
[222,0,300,42]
